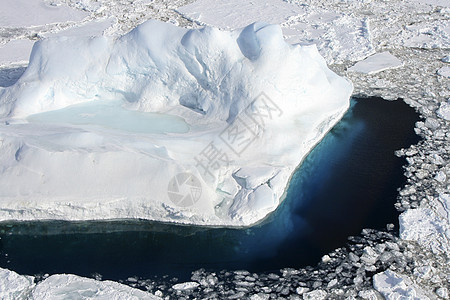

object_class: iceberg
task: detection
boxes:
[0,20,352,226]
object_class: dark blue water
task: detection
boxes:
[0,97,421,282]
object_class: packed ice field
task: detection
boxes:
[0,0,449,299]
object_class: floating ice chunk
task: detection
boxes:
[399,208,450,255]
[0,0,88,27]
[177,0,307,30]
[0,268,35,300]
[27,100,189,134]
[434,171,446,183]
[437,66,450,78]
[396,19,450,49]
[373,270,430,300]
[0,40,35,67]
[172,281,200,291]
[348,52,403,74]
[437,101,450,120]
[410,0,450,7]
[31,274,160,299]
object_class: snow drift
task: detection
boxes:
[0,20,352,226]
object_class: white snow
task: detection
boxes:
[0,0,448,298]
[0,20,352,227]
[411,0,450,7]
[373,269,431,300]
[0,0,88,28]
[0,40,35,67]
[0,18,117,67]
[177,0,375,64]
[0,268,161,300]
[172,281,200,290]
[0,268,35,300]
[396,19,449,49]
[348,52,402,74]
[437,101,450,121]
[437,66,450,78]
[31,274,159,299]
[42,17,117,38]
[399,207,450,254]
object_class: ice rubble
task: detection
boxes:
[177,0,375,64]
[0,267,160,300]
[0,20,352,226]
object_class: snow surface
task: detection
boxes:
[437,66,450,78]
[400,207,450,255]
[172,281,200,291]
[177,0,375,64]
[0,0,88,28]
[0,40,35,67]
[0,20,352,226]
[348,52,403,74]
[42,17,117,38]
[0,0,449,298]
[0,268,35,300]
[0,268,160,300]
[373,269,431,300]
[437,100,450,120]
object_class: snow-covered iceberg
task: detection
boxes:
[0,20,352,226]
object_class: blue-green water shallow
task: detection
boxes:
[0,97,421,281]
[27,100,189,134]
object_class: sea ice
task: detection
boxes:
[437,101,450,121]
[42,17,118,38]
[411,0,450,6]
[0,40,35,67]
[0,0,88,28]
[0,268,35,300]
[348,52,403,74]
[31,274,159,299]
[437,66,450,78]
[395,19,449,49]
[373,269,431,300]
[0,20,352,226]
[0,268,161,300]
[177,0,374,64]
[399,208,450,254]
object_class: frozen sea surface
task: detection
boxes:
[0,0,448,298]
